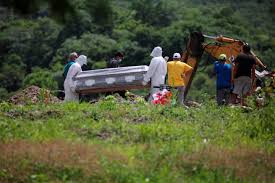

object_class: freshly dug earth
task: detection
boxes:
[9,86,61,105]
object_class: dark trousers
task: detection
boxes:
[216,88,230,105]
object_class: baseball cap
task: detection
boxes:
[173,53,181,59]
[218,54,227,61]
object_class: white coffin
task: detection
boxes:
[75,65,149,94]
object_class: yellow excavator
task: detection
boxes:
[182,31,269,98]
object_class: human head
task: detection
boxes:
[242,44,251,54]
[218,54,227,62]
[173,53,181,61]
[69,52,78,61]
[150,46,162,57]
[75,55,87,66]
[115,52,124,60]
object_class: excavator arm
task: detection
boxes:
[203,35,266,68]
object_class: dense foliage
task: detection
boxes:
[0,0,274,101]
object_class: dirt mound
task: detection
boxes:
[9,85,61,105]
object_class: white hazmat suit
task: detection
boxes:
[143,46,167,102]
[64,55,87,102]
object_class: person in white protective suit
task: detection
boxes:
[143,46,167,102]
[64,55,87,102]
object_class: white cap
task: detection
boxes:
[173,53,181,59]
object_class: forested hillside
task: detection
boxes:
[0,0,274,100]
[0,96,274,182]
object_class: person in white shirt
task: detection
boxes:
[143,46,167,102]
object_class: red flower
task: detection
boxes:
[152,90,172,105]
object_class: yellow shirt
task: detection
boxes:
[167,61,193,87]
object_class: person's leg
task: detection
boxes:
[224,88,230,105]
[240,77,252,106]
[232,77,242,105]
[177,86,185,105]
[64,81,79,102]
[216,89,224,105]
[231,93,237,104]
[149,87,160,103]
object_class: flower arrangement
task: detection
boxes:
[152,89,173,105]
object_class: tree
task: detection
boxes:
[23,69,58,90]
[0,18,61,73]
[53,33,117,69]
[131,0,176,27]
[85,0,114,30]
[0,54,25,92]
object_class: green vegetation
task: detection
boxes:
[0,1,274,182]
[0,97,274,182]
[0,0,274,101]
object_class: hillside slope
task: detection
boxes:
[0,0,274,101]
[0,97,274,182]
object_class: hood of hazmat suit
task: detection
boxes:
[76,55,87,66]
[150,46,163,57]
[64,55,87,102]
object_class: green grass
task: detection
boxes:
[0,97,274,183]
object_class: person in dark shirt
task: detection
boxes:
[107,52,124,68]
[214,54,232,105]
[232,44,256,106]
[106,52,126,97]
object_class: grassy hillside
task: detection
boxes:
[0,97,274,183]
[0,0,274,101]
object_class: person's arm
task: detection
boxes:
[182,64,193,80]
[110,59,121,67]
[251,64,256,80]
[144,59,158,83]
[185,66,193,78]
[213,62,218,77]
[214,62,218,73]
[233,56,239,78]
[251,64,256,91]
[229,65,234,86]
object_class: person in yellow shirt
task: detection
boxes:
[167,53,193,105]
